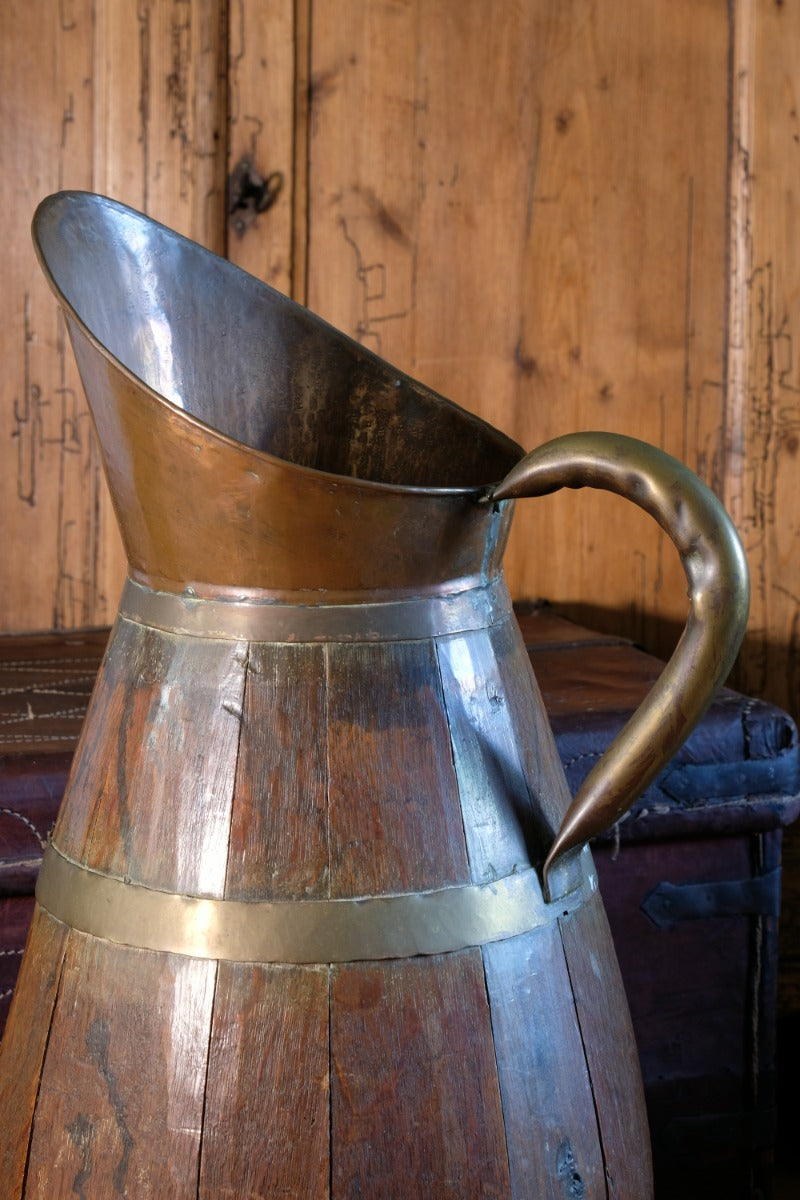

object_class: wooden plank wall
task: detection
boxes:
[0,0,228,632]
[745,0,800,1016]
[306,0,731,664]
[2,0,800,995]
[226,0,298,293]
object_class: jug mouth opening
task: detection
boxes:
[33,191,523,496]
[54,304,515,500]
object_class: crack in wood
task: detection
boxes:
[85,1015,134,1195]
[66,1112,95,1200]
[12,298,105,628]
[138,2,151,211]
[338,215,409,354]
[167,0,192,201]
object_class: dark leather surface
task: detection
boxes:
[0,629,107,896]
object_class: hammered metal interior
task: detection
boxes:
[33,192,521,490]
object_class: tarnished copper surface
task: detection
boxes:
[33,192,520,599]
[490,432,750,890]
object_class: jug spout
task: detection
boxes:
[33,192,522,601]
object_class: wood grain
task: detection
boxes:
[1,2,794,719]
[305,0,731,661]
[225,641,329,900]
[558,891,653,1199]
[330,950,510,1199]
[0,0,111,635]
[92,0,228,247]
[724,0,800,1018]
[327,639,470,897]
[24,932,216,1199]
[227,0,296,293]
[55,619,246,897]
[2,1,799,725]
[0,908,68,1200]
[0,0,227,635]
[199,961,330,1198]
[436,618,570,879]
[482,924,610,1199]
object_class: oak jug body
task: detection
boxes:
[0,193,749,1199]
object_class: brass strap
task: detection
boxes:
[36,843,595,964]
[118,576,511,643]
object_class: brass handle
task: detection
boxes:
[490,432,750,893]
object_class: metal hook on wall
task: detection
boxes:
[227,155,284,238]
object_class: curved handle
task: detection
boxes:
[489,432,750,893]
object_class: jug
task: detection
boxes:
[0,192,748,1199]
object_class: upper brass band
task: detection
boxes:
[36,841,596,964]
[118,575,512,643]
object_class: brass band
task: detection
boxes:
[118,576,512,643]
[36,842,595,964]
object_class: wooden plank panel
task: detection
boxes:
[482,925,608,1199]
[92,0,228,248]
[558,892,652,1199]
[199,961,329,1197]
[306,0,731,662]
[0,1,227,636]
[725,0,800,1022]
[56,619,246,897]
[0,908,69,1200]
[225,642,328,900]
[306,0,420,361]
[330,951,510,1198]
[436,619,571,881]
[0,0,110,635]
[327,640,470,897]
[227,0,297,293]
[24,933,216,1198]
[725,0,800,720]
[291,0,312,304]
[50,620,125,859]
